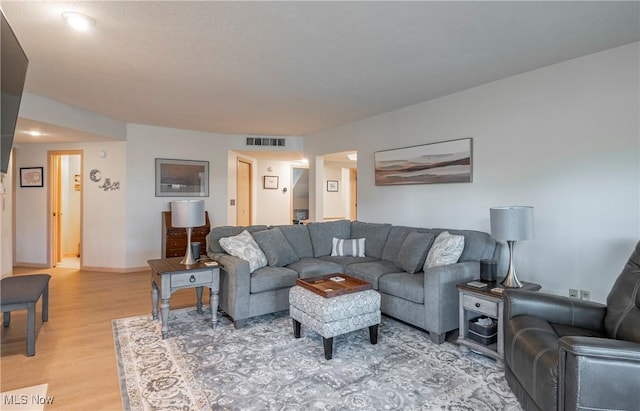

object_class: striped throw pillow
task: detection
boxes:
[331,237,366,257]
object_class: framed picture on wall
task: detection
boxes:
[155,158,209,197]
[374,138,473,185]
[20,167,43,187]
[327,180,339,192]
[264,175,279,189]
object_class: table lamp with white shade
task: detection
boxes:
[171,199,205,265]
[490,206,534,288]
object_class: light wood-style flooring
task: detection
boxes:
[1,265,203,410]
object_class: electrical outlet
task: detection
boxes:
[580,290,591,300]
[569,289,579,298]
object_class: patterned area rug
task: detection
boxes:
[112,308,523,410]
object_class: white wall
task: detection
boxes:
[14,141,127,269]
[1,153,14,278]
[11,124,304,271]
[306,43,640,303]
[322,165,344,219]
[125,125,304,268]
[20,93,127,141]
[126,125,240,268]
[254,159,294,226]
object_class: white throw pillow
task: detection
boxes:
[219,230,268,273]
[331,237,365,257]
[424,231,465,269]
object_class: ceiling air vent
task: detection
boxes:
[246,137,285,147]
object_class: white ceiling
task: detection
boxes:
[3,1,639,144]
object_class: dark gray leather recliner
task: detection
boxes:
[503,241,640,411]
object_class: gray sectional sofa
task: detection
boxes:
[206,220,500,343]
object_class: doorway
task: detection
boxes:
[291,167,309,224]
[236,158,252,226]
[48,150,82,269]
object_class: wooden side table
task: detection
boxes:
[148,257,220,339]
[456,280,541,362]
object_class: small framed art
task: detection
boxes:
[264,175,279,189]
[327,180,339,192]
[20,167,44,187]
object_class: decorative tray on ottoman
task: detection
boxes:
[296,274,371,298]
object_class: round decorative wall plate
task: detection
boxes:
[89,169,102,182]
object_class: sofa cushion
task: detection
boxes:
[252,228,300,267]
[381,226,412,262]
[318,255,378,271]
[345,261,404,289]
[395,231,434,274]
[432,228,496,262]
[379,272,425,304]
[278,224,314,258]
[350,221,392,259]
[286,258,342,278]
[207,225,269,254]
[308,220,351,257]
[250,266,299,293]
[219,230,268,273]
[331,237,365,257]
[424,231,465,269]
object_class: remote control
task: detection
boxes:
[467,281,487,288]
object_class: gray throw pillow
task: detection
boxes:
[219,230,268,273]
[395,231,435,274]
[424,231,465,269]
[252,228,300,267]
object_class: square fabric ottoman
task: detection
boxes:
[289,285,381,360]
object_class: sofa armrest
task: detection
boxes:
[503,289,606,331]
[423,261,479,336]
[211,253,251,322]
[559,336,640,410]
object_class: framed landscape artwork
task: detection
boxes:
[155,158,209,197]
[374,138,473,186]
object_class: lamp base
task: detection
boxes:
[180,227,196,265]
[500,240,523,288]
[500,272,523,288]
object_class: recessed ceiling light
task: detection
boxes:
[62,12,95,31]
[27,130,43,137]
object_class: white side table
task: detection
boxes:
[148,257,220,339]
[456,281,540,362]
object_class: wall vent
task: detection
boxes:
[246,137,285,147]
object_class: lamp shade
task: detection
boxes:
[490,206,534,241]
[171,200,205,228]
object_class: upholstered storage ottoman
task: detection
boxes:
[289,285,381,360]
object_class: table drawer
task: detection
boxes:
[171,270,213,288]
[462,294,498,317]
